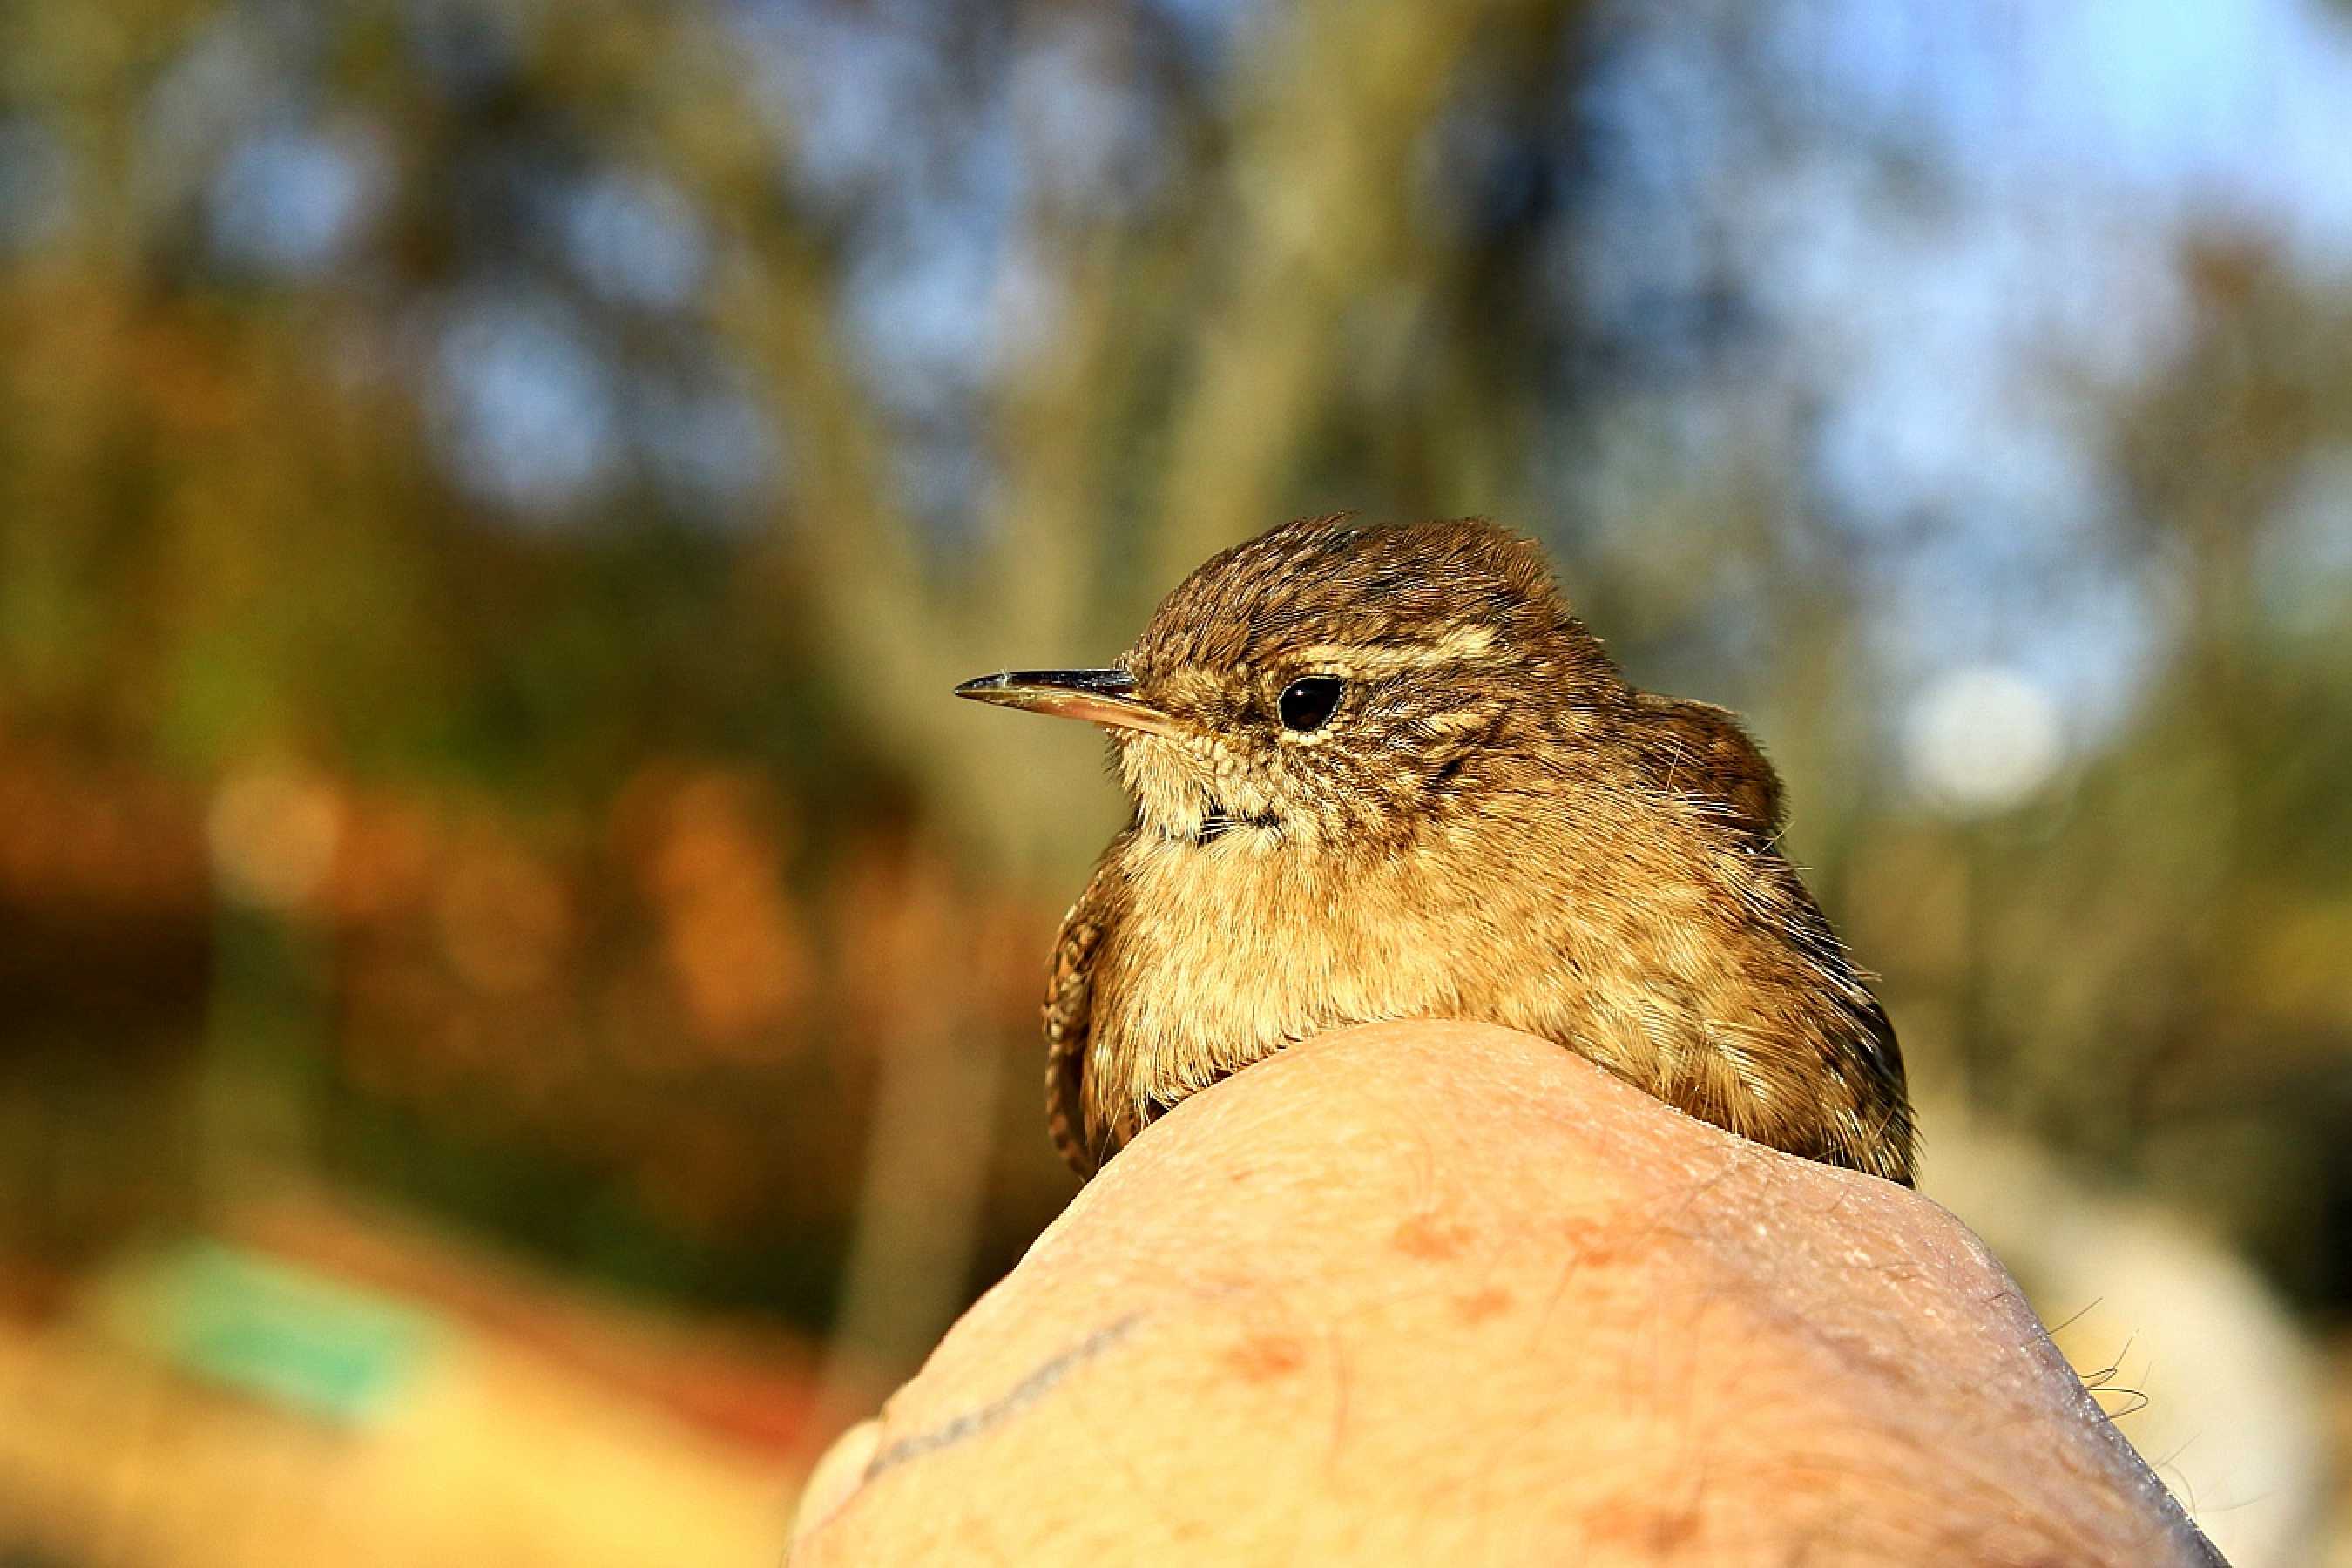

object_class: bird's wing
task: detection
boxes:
[1044,831,1132,1179]
[1632,694,1788,841]
[1853,996,1916,1186]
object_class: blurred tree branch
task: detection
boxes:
[1147,0,1578,594]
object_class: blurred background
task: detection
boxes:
[2,0,2349,1561]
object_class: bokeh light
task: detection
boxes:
[1904,665,2065,817]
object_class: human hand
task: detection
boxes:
[790,1020,2218,1565]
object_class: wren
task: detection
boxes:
[956,516,1915,1185]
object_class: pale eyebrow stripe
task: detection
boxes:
[1291,625,1498,672]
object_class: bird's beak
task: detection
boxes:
[953,668,1181,739]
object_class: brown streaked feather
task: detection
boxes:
[1633,694,1787,841]
[1841,996,1915,1185]
[1044,831,1132,1179]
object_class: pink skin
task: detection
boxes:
[791,1021,2216,1566]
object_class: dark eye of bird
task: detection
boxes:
[1278,675,1344,732]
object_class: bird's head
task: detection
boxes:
[956,517,1631,853]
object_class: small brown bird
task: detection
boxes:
[957,516,1914,1185]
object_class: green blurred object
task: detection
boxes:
[88,1240,439,1427]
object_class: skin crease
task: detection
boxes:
[1031,516,1912,1183]
[788,1023,2220,1567]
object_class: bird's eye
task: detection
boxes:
[1278,675,1344,733]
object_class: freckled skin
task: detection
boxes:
[995,516,1913,1185]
